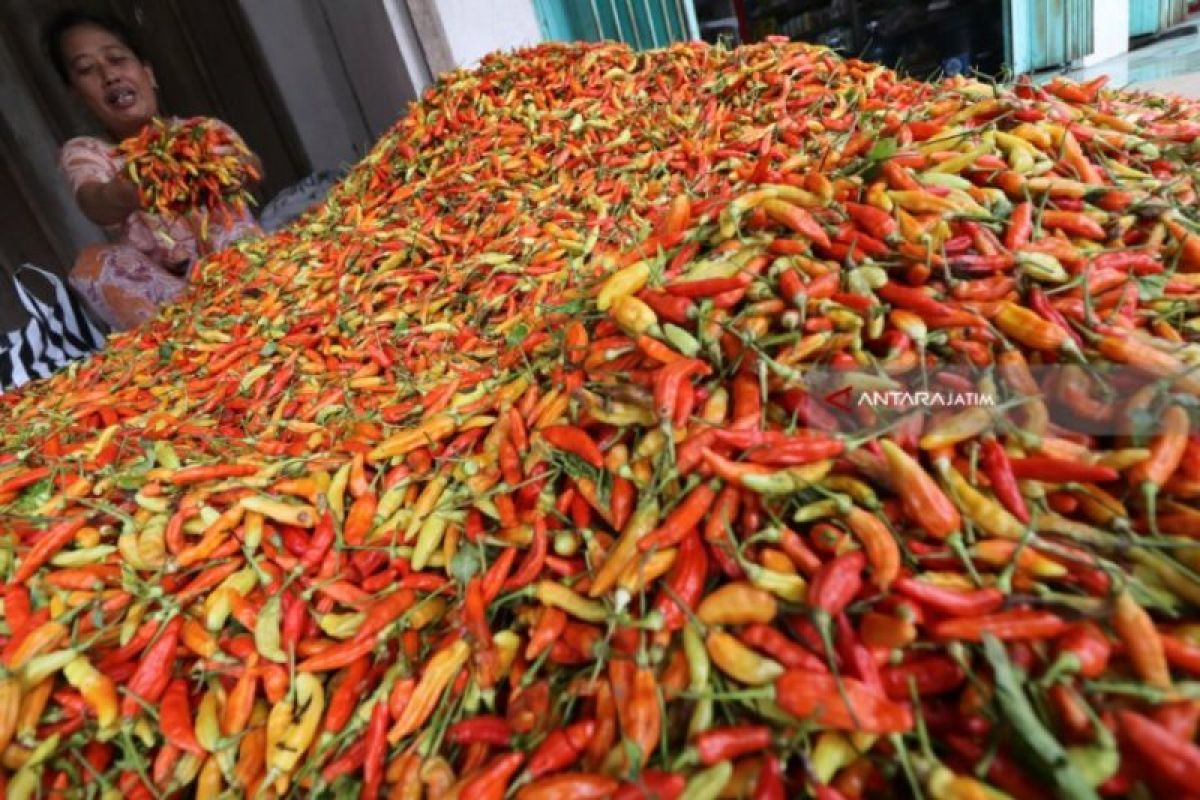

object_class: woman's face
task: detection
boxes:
[61,24,158,140]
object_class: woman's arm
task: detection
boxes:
[244,151,264,188]
[75,174,141,227]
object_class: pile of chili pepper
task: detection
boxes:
[117,116,259,217]
[3,39,1200,798]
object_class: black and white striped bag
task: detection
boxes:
[1,264,107,392]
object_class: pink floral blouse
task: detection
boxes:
[59,117,259,272]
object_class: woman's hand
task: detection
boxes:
[76,174,142,226]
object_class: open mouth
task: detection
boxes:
[105,86,138,111]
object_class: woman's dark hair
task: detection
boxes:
[43,10,145,82]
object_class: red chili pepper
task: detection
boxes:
[1007,456,1118,483]
[613,770,687,800]
[1046,621,1112,680]
[528,719,596,777]
[1162,634,1200,674]
[521,773,623,800]
[640,290,696,324]
[653,529,709,630]
[0,465,50,495]
[504,514,548,591]
[664,276,745,298]
[1028,287,1083,349]
[638,481,718,551]
[738,623,826,672]
[321,739,367,784]
[323,657,370,734]
[809,551,866,617]
[943,734,1050,800]
[1117,710,1200,793]
[12,516,88,584]
[459,751,525,800]
[1088,250,1158,275]
[979,437,1030,523]
[1004,201,1034,250]
[931,609,1067,642]
[447,714,513,746]
[158,679,203,754]
[752,753,786,800]
[359,698,390,800]
[695,724,772,765]
[5,585,31,637]
[352,588,416,644]
[1153,700,1200,741]
[775,670,913,733]
[893,576,1005,617]
[1042,209,1106,240]
[540,425,605,468]
[845,202,897,241]
[881,655,965,700]
[119,616,183,719]
[714,428,844,465]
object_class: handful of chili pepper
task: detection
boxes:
[0,39,1199,800]
[117,116,258,217]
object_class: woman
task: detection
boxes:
[45,10,263,331]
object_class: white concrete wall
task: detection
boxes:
[438,0,543,66]
[407,0,543,75]
[242,0,542,171]
[1081,0,1130,67]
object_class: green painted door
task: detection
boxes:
[1006,0,1095,73]
[1130,0,1160,36]
[1130,0,1188,37]
[532,0,700,48]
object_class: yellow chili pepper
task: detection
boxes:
[327,462,352,521]
[411,514,450,572]
[388,639,470,743]
[705,630,784,685]
[196,754,225,799]
[812,731,876,784]
[697,582,777,626]
[590,500,660,598]
[938,462,1025,540]
[6,622,67,671]
[254,594,288,663]
[195,687,222,753]
[204,567,258,631]
[684,622,713,737]
[318,611,367,639]
[368,412,462,461]
[740,460,833,495]
[536,580,609,623]
[920,407,994,450]
[0,675,20,754]
[266,672,324,791]
[16,678,53,739]
[493,630,520,680]
[611,294,660,336]
[7,733,60,800]
[617,548,677,594]
[238,495,317,528]
[19,649,76,690]
[405,472,450,541]
[597,260,651,311]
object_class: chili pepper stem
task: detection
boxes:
[813,609,865,731]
